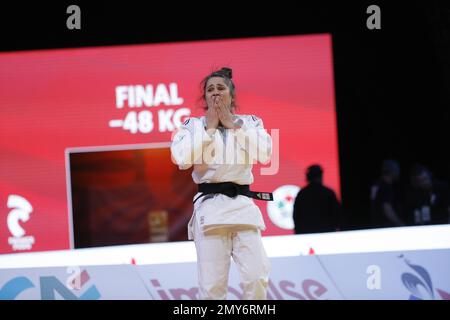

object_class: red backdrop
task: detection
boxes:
[0,34,339,253]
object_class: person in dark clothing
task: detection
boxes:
[293,164,341,234]
[370,159,405,228]
[404,165,450,226]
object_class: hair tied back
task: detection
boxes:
[220,67,233,79]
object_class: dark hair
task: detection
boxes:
[410,164,430,178]
[199,67,236,110]
[381,159,400,176]
[306,164,323,182]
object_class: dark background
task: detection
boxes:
[1,1,449,230]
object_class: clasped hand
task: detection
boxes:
[205,96,240,130]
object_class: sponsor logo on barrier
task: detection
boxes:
[6,195,35,251]
[366,265,382,290]
[400,255,450,300]
[149,278,329,300]
[0,269,100,300]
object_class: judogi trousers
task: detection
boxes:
[193,223,270,300]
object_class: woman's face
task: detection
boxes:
[205,77,233,110]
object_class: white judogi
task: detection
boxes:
[171,114,272,300]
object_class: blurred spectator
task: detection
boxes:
[370,159,405,228]
[293,164,341,234]
[404,165,450,225]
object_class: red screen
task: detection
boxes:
[0,34,339,253]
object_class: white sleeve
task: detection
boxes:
[170,118,214,170]
[235,115,272,164]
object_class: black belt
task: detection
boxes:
[193,182,273,204]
